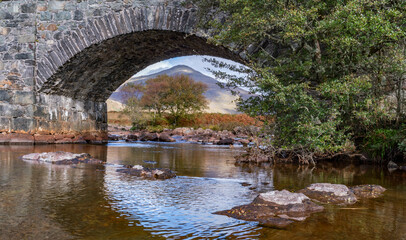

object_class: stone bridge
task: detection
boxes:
[0,0,245,144]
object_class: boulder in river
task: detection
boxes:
[139,132,159,141]
[214,190,324,228]
[159,133,176,142]
[349,185,386,199]
[298,183,358,205]
[217,138,234,145]
[117,165,176,180]
[21,152,104,165]
[387,161,399,170]
[126,134,139,142]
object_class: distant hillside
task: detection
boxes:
[107,65,249,114]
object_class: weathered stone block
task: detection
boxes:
[0,27,11,36]
[11,118,35,133]
[34,134,55,144]
[33,105,49,118]
[3,53,13,60]
[21,3,36,13]
[0,134,11,144]
[8,133,34,145]
[0,117,10,132]
[12,91,35,105]
[15,53,33,60]
[0,104,25,117]
[18,34,35,44]
[0,12,14,20]
[0,90,12,102]
[47,24,58,31]
[56,138,73,144]
[74,10,84,21]
[55,11,72,21]
[40,12,52,21]
[48,1,66,11]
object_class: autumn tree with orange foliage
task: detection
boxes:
[121,82,150,129]
[141,74,208,125]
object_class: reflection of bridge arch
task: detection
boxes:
[0,1,243,142]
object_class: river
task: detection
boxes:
[0,142,405,239]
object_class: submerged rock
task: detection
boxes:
[349,185,386,199]
[117,165,176,180]
[387,161,399,170]
[214,190,324,228]
[298,183,357,205]
[21,152,104,165]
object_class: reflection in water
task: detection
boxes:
[105,173,259,239]
[0,143,405,239]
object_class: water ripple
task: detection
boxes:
[104,167,260,239]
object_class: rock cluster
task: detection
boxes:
[109,126,260,145]
[20,151,177,181]
[215,183,386,228]
[0,131,108,145]
[215,190,324,228]
[116,165,176,180]
[21,151,104,165]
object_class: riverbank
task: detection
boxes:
[108,125,261,146]
[234,144,406,171]
[0,131,108,145]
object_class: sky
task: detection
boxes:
[133,55,247,80]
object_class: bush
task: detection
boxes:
[363,129,399,160]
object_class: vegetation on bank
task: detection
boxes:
[109,111,262,132]
[187,0,406,163]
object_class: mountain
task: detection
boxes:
[107,65,249,114]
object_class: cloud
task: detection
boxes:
[134,55,248,82]
[135,61,174,77]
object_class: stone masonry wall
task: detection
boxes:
[0,0,244,144]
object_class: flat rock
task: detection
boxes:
[349,184,386,199]
[214,190,323,228]
[298,183,357,205]
[117,165,176,180]
[21,151,104,165]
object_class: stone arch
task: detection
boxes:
[36,5,243,102]
[23,3,245,140]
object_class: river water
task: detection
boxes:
[0,142,405,239]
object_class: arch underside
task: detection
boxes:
[40,30,242,102]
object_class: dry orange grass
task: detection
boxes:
[108,111,266,129]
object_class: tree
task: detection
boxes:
[193,0,405,161]
[120,82,144,103]
[141,74,209,125]
[121,83,149,129]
